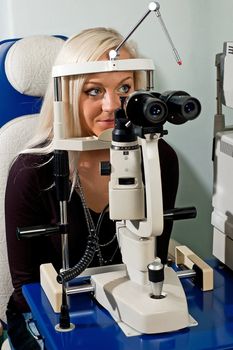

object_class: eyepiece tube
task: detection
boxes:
[126,91,168,127]
[159,90,201,125]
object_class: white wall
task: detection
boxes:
[1,0,233,258]
[0,0,13,38]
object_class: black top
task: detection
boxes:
[5,139,178,313]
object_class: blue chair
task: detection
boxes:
[0,35,66,126]
[0,35,65,327]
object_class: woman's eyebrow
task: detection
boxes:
[118,76,134,83]
[83,81,103,86]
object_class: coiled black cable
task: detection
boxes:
[57,233,98,283]
[57,203,110,284]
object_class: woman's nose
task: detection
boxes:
[102,92,121,113]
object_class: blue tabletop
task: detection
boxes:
[23,260,233,350]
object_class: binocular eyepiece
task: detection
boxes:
[125,90,201,127]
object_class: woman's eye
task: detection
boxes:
[119,84,131,94]
[86,88,102,96]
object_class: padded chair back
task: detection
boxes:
[0,115,39,323]
[0,35,65,322]
[0,35,65,126]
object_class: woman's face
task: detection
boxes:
[79,49,135,136]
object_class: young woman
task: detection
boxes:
[5,27,178,349]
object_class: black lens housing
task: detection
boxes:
[159,90,201,125]
[125,90,201,128]
[125,91,168,128]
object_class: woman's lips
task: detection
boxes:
[97,119,115,127]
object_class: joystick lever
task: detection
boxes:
[147,258,164,298]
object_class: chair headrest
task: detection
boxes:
[5,35,64,96]
[0,35,66,127]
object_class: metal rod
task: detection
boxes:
[60,201,69,271]
[54,77,62,101]
[176,269,196,279]
[146,70,154,90]
[155,10,182,65]
[114,9,151,57]
[109,2,160,60]
[66,284,94,295]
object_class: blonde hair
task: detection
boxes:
[22,27,144,180]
